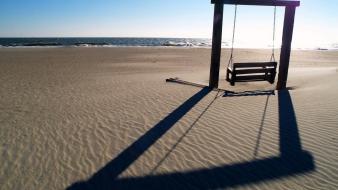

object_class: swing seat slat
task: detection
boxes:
[235,68,276,74]
[235,74,274,81]
[231,61,277,68]
[226,62,277,86]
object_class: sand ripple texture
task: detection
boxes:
[0,48,338,190]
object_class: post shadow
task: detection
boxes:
[278,90,302,156]
[67,89,315,190]
[150,90,221,174]
[67,87,212,190]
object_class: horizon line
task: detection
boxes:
[0,36,211,39]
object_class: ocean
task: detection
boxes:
[0,38,337,50]
[0,38,214,48]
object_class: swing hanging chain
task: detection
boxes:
[270,6,277,62]
[228,4,238,69]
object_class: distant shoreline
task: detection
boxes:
[1,46,338,52]
[0,37,336,50]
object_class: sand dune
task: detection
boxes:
[0,47,338,189]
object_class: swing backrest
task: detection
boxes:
[233,62,277,69]
[226,61,277,85]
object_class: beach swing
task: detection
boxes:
[226,5,278,86]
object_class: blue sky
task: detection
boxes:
[0,0,337,47]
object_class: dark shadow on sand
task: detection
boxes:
[253,95,271,158]
[67,89,315,190]
[67,87,212,190]
[223,90,275,97]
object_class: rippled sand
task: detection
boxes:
[0,47,338,190]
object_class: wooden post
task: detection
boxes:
[277,6,296,90]
[209,1,224,88]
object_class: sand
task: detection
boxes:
[0,47,337,190]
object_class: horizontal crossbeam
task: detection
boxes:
[211,0,300,7]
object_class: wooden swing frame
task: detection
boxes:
[209,0,300,90]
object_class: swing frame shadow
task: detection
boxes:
[67,88,315,190]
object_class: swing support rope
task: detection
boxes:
[227,5,277,69]
[270,6,277,62]
[228,5,238,69]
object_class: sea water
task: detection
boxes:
[0,38,213,48]
[0,38,336,50]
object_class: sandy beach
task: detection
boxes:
[1,47,338,190]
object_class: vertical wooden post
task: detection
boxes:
[277,6,296,90]
[209,1,224,88]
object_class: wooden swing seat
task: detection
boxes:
[226,62,277,86]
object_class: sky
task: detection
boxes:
[0,0,337,48]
